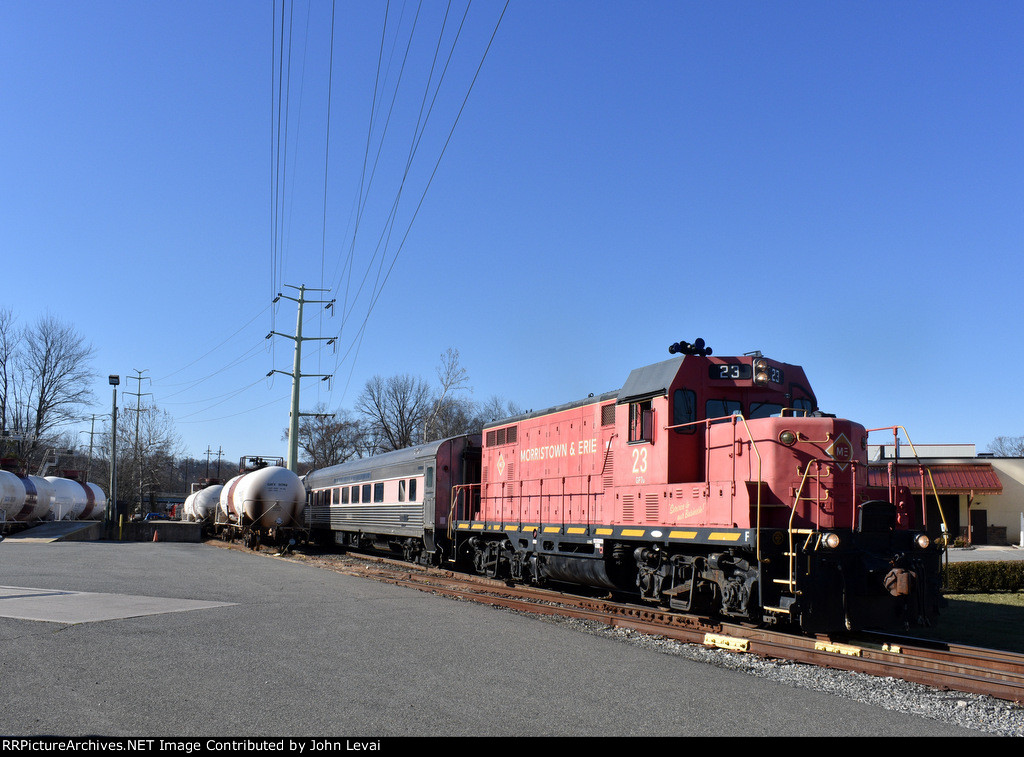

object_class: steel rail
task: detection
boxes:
[216,542,1024,704]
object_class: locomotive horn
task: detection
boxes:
[668,339,712,357]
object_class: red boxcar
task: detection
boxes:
[453,342,943,634]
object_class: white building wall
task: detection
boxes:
[869,445,1024,545]
[975,458,1024,546]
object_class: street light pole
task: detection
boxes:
[106,375,119,534]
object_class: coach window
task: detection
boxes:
[374,483,384,503]
[351,486,359,504]
[673,389,696,434]
[398,480,406,502]
[628,400,654,443]
[362,484,371,503]
[409,479,417,501]
[341,487,349,505]
[706,399,742,424]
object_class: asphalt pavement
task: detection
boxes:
[0,540,985,738]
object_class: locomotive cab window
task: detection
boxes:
[673,389,696,434]
[628,400,654,443]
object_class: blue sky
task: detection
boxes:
[2,1,1022,467]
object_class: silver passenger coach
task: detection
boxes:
[304,435,480,564]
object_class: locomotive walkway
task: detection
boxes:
[0,540,986,737]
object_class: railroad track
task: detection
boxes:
[218,541,1024,704]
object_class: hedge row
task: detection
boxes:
[942,560,1024,593]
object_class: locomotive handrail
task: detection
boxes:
[729,415,765,562]
[666,414,771,557]
[448,483,481,541]
[866,425,951,543]
[781,462,823,597]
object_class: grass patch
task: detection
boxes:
[928,592,1024,652]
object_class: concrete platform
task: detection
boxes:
[0,584,234,623]
[3,519,202,543]
[3,521,102,542]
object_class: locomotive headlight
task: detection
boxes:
[779,430,797,446]
[754,371,770,386]
[754,358,768,371]
[822,532,841,549]
[915,533,931,549]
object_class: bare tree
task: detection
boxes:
[988,436,1024,457]
[424,348,472,442]
[97,404,184,516]
[0,309,18,443]
[0,313,96,467]
[354,349,526,451]
[24,314,96,439]
[283,403,365,470]
[474,395,526,426]
[356,373,433,453]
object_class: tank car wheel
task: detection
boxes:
[244,531,260,550]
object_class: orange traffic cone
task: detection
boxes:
[153,529,159,542]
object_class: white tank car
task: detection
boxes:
[20,475,56,522]
[0,470,26,521]
[219,465,304,529]
[46,476,89,520]
[79,482,106,520]
[184,484,223,521]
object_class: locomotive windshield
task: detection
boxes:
[749,401,784,419]
[706,399,741,423]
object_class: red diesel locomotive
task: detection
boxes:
[450,340,943,634]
